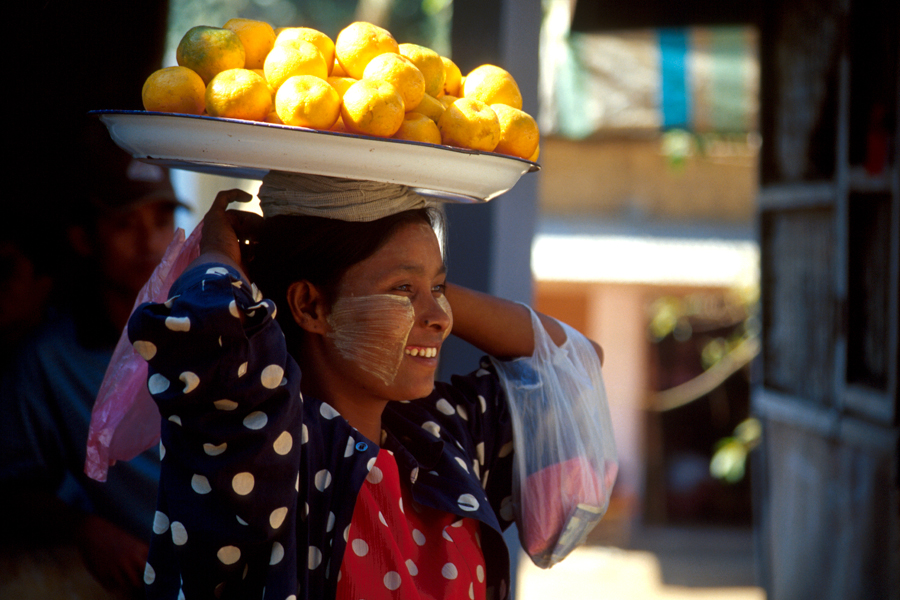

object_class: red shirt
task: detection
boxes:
[337,448,487,600]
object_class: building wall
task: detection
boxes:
[538,136,758,224]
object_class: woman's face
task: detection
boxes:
[323,220,452,402]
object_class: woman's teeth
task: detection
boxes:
[405,347,437,358]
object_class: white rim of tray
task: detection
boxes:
[93,110,540,203]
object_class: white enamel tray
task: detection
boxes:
[94,110,539,203]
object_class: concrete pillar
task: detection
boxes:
[438,0,542,380]
[438,3,542,597]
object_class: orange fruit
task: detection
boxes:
[331,116,348,133]
[439,94,458,109]
[463,64,522,109]
[393,112,442,145]
[275,27,336,76]
[275,75,341,130]
[205,68,272,121]
[437,97,500,152]
[441,56,462,97]
[341,79,405,137]
[142,66,206,114]
[250,68,276,97]
[223,18,276,70]
[490,103,540,159]
[363,53,425,112]
[331,59,348,78]
[263,42,328,91]
[414,93,445,123]
[176,26,246,84]
[327,76,357,100]
[334,21,399,80]
[398,43,445,98]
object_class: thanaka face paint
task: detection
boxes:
[436,294,452,341]
[327,294,415,386]
[326,292,453,386]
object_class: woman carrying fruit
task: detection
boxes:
[129,172,614,600]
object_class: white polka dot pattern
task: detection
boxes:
[180,372,199,393]
[458,494,480,512]
[319,403,340,420]
[152,511,169,535]
[442,562,459,579]
[422,421,441,438]
[242,411,268,430]
[269,507,288,529]
[165,316,191,332]
[260,365,284,389]
[133,340,157,360]
[314,470,332,491]
[217,546,240,565]
[171,521,188,546]
[203,442,226,456]
[232,472,255,495]
[270,542,285,565]
[436,398,455,415]
[191,475,212,495]
[351,538,369,556]
[384,571,402,590]
[148,373,169,395]
[366,466,383,484]
[308,546,323,570]
[273,431,292,455]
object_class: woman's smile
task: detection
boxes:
[404,345,439,359]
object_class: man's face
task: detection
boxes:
[94,200,176,297]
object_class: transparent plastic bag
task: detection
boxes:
[85,223,203,482]
[491,307,618,568]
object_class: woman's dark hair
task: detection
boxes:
[248,207,443,350]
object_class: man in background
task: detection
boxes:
[0,133,181,598]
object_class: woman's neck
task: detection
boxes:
[296,346,388,444]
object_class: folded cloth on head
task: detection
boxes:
[258,171,428,221]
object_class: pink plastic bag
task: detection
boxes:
[85,222,203,482]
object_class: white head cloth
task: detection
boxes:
[258,171,429,222]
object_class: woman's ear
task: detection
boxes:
[286,281,329,335]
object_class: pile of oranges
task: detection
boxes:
[141,19,539,161]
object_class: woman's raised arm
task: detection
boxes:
[444,283,603,364]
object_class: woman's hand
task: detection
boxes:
[194,189,263,279]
